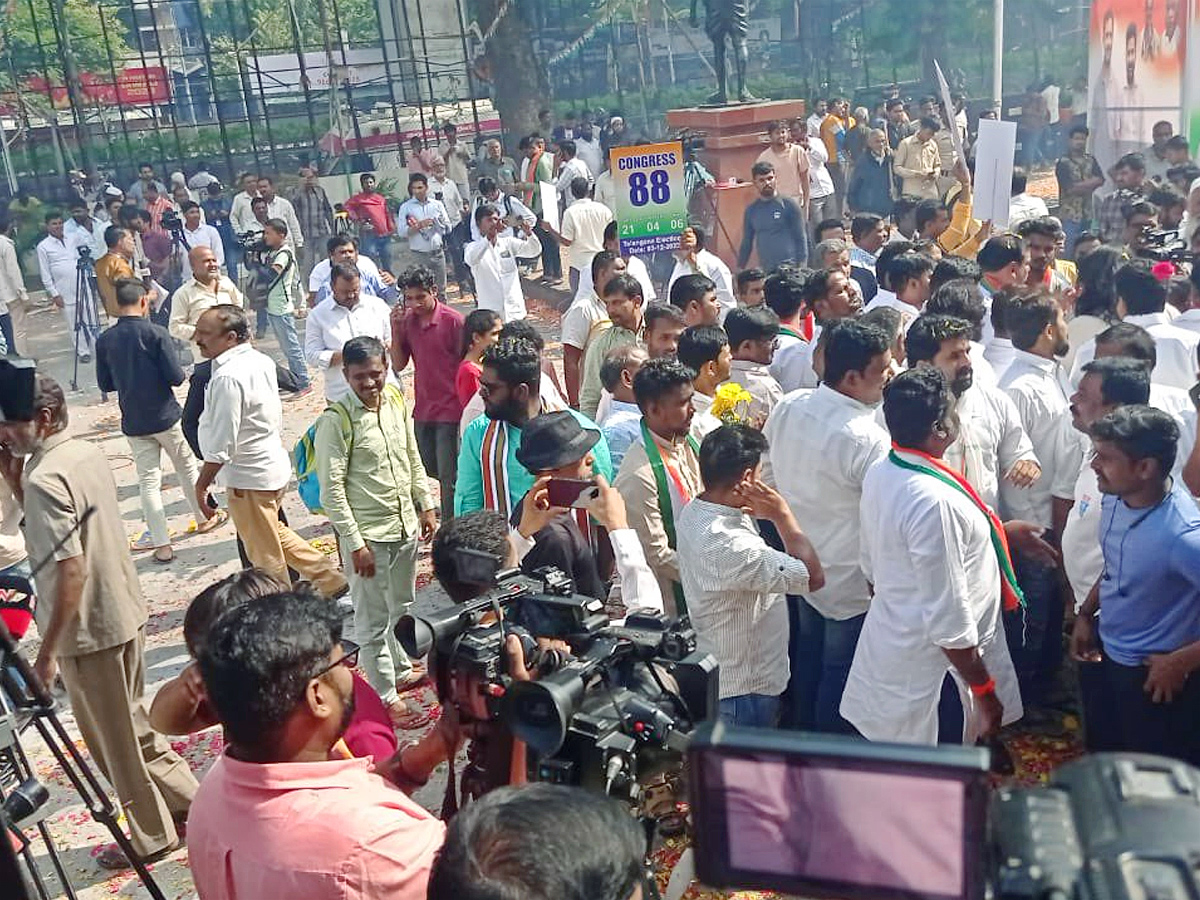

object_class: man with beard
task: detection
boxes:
[907,315,1040,513]
[1017,217,1073,294]
[455,336,611,517]
[998,289,1087,706]
[187,590,448,900]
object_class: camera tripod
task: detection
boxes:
[69,252,105,399]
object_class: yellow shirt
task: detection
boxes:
[95,252,135,318]
[939,183,986,259]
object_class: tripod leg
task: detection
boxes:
[2,740,81,900]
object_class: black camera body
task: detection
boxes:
[236,230,268,255]
[160,209,184,237]
[1138,227,1195,264]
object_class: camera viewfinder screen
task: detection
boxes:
[716,755,969,898]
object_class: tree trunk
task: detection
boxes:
[477,0,550,150]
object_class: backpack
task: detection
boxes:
[293,384,406,515]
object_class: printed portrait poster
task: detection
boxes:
[1087,0,1187,171]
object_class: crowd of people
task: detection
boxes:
[1,97,1200,900]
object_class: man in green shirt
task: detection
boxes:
[579,273,646,420]
[314,335,437,726]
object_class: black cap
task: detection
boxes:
[515,411,601,472]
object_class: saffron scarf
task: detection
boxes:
[887,445,1025,611]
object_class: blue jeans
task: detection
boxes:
[1061,219,1084,258]
[0,313,13,355]
[782,596,865,732]
[267,313,310,389]
[718,693,782,729]
[361,235,391,271]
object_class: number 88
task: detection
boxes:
[629,169,672,207]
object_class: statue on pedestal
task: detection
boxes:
[690,0,758,105]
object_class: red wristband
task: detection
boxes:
[969,677,996,698]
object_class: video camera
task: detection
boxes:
[396,552,717,798]
[689,724,1200,900]
[235,230,268,255]
[160,209,184,239]
[1138,227,1195,264]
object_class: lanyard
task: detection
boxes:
[640,418,700,614]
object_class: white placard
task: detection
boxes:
[972,119,1017,228]
[933,61,965,165]
[538,181,560,232]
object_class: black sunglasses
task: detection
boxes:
[313,639,360,679]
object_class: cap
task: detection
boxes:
[515,411,600,472]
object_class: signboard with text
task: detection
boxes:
[611,141,688,256]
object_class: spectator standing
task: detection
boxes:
[228,173,260,237]
[755,120,810,211]
[308,234,398,306]
[555,140,595,200]
[429,158,469,292]
[64,198,107,259]
[1007,168,1050,229]
[396,174,450,296]
[438,122,474,200]
[475,139,519,194]
[519,135,561,283]
[893,118,943,200]
[669,273,723,327]
[0,375,199,869]
[347,173,398,271]
[801,131,838,236]
[202,182,239,281]
[738,162,808,271]
[261,219,311,396]
[561,250,624,407]
[765,319,891,731]
[1055,126,1105,254]
[407,135,438,177]
[305,264,393,403]
[615,358,703,612]
[38,212,95,360]
[193,305,348,596]
[677,324,731,441]
[292,166,334,279]
[142,184,173,237]
[725,306,785,423]
[846,129,894,217]
[0,217,28,354]
[469,177,537,242]
[94,225,139,319]
[669,226,736,316]
[391,266,465,522]
[598,343,648,470]
[579,273,646,421]
[1097,154,1149,243]
[820,98,854,216]
[558,176,614,295]
[127,162,167,205]
[880,97,915,150]
[465,204,541,323]
[315,336,437,726]
[178,201,225,284]
[678,425,821,727]
[170,246,244,343]
[96,278,225,563]
[456,308,503,409]
[1071,406,1200,764]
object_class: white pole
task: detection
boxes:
[992,0,1004,114]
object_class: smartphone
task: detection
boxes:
[545,477,598,509]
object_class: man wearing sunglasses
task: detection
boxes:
[188,590,450,900]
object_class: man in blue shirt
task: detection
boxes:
[1071,405,1200,765]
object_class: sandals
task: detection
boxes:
[395,661,428,693]
[388,696,434,731]
[190,509,229,535]
[95,838,181,871]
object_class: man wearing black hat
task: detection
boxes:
[512,411,608,598]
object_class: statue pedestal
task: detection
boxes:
[667,99,807,268]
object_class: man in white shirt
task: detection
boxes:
[561,251,623,407]
[469,177,537,242]
[555,140,594,202]
[1070,260,1200,390]
[863,252,933,333]
[998,289,1086,705]
[677,425,823,728]
[764,268,814,392]
[843,368,1025,745]
[0,219,28,355]
[764,319,892,731]
[192,305,346,597]
[771,267,859,392]
[1007,168,1050,230]
[908,315,1041,512]
[574,124,604,178]
[398,173,452,297]
[304,264,393,402]
[465,204,542,323]
[437,122,473,200]
[307,235,398,307]
[64,199,107,259]
[170,246,244,343]
[229,173,260,236]
[257,176,303,251]
[37,213,91,359]
[667,226,735,316]
[1175,267,1200,334]
[801,132,837,232]
[178,201,225,283]
[573,220,656,308]
[557,177,613,296]
[725,307,785,423]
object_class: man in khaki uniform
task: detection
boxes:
[0,375,197,869]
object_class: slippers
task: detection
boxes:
[130,530,157,552]
[153,547,174,564]
[395,663,428,693]
[95,839,180,871]
[192,509,229,535]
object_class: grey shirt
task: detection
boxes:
[738,196,807,270]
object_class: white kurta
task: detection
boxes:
[842,451,1022,744]
[465,232,542,323]
[944,382,1039,511]
[36,235,80,304]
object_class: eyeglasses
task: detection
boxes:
[313,639,360,679]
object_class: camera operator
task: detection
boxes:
[428,782,648,900]
[1123,199,1159,258]
[188,589,448,900]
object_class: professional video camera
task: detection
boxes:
[1138,227,1195,264]
[689,723,1200,900]
[235,229,268,255]
[160,208,184,239]
[75,244,92,264]
[396,553,717,801]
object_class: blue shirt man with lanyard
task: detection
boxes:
[1071,405,1200,765]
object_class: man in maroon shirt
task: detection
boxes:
[391,265,464,522]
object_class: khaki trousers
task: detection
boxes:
[226,487,348,597]
[58,629,198,857]
[8,295,28,355]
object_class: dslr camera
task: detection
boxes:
[690,724,1200,900]
[397,550,717,798]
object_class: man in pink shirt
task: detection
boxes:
[756,120,810,211]
[188,590,446,900]
[345,173,396,269]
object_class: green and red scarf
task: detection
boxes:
[888,444,1025,612]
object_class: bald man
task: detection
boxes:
[169,246,245,343]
